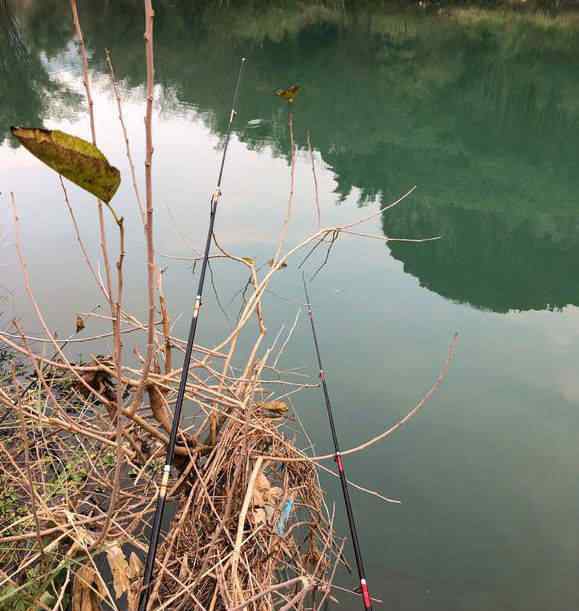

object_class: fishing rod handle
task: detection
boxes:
[137,487,167,611]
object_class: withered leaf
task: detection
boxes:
[73,565,107,611]
[274,84,301,104]
[147,384,172,433]
[257,399,289,415]
[128,552,143,580]
[267,259,288,270]
[11,127,121,203]
[106,543,130,598]
[75,315,86,334]
[127,552,143,611]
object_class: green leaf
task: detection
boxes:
[11,127,121,203]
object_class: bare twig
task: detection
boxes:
[307,130,321,229]
[129,0,157,417]
[105,48,146,225]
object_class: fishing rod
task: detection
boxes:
[302,276,374,611]
[138,57,246,611]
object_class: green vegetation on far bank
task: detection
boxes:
[4,0,579,315]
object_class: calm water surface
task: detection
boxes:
[2,3,579,610]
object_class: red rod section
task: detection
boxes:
[303,276,374,611]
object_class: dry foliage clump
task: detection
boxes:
[152,403,338,610]
[0,343,343,610]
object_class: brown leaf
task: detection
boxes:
[73,565,107,611]
[252,471,271,509]
[266,486,283,503]
[128,552,143,580]
[11,127,121,203]
[178,553,190,582]
[274,84,301,104]
[267,258,288,270]
[255,472,271,493]
[106,544,130,599]
[75,315,86,334]
[252,507,266,525]
[77,359,116,405]
[127,552,143,611]
[257,400,288,415]
[147,384,172,433]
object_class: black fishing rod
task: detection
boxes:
[302,276,374,611]
[138,57,246,611]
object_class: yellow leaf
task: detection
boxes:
[241,257,255,266]
[11,127,121,203]
[274,84,301,104]
[106,544,130,598]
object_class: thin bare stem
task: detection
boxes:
[105,48,146,226]
[69,0,114,308]
[95,217,126,546]
[307,129,321,229]
[59,175,108,300]
[273,109,296,264]
[129,0,157,417]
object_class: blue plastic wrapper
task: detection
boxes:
[275,499,294,536]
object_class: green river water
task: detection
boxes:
[2,2,579,610]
